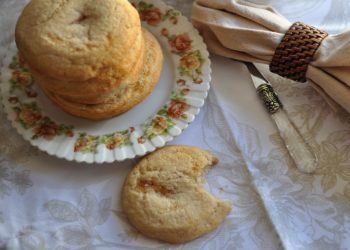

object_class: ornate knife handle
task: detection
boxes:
[257,84,318,173]
[256,84,282,114]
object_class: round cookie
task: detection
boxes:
[121,145,232,244]
[35,29,147,104]
[43,29,163,120]
[15,0,142,82]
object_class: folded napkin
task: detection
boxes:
[192,0,350,113]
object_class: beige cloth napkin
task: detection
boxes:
[192,0,350,113]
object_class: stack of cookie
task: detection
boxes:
[15,0,163,120]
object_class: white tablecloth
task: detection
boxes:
[1,0,350,249]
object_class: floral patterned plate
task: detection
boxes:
[0,0,210,164]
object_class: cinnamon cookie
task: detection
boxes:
[122,145,232,243]
[34,29,146,104]
[15,0,142,82]
[44,29,163,120]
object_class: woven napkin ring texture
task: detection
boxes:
[269,22,328,82]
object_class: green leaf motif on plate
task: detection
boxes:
[170,91,186,102]
[143,115,175,139]
[13,102,41,129]
[160,28,205,81]
[31,117,74,140]
[162,9,180,24]
[12,101,74,140]
[178,50,205,81]
[9,55,35,95]
[100,130,131,150]
[136,1,164,27]
[74,133,99,153]
[135,1,154,12]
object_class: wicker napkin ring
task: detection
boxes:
[269,22,328,82]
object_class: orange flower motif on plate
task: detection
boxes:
[152,116,168,135]
[169,33,192,53]
[178,50,204,80]
[180,53,201,71]
[17,107,42,128]
[167,100,189,119]
[11,70,33,88]
[74,133,99,153]
[100,130,131,150]
[140,7,163,26]
[32,122,59,140]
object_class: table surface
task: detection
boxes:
[1,0,350,250]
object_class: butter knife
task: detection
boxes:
[244,62,318,174]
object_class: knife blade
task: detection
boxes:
[244,62,318,174]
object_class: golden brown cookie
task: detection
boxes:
[35,29,147,104]
[121,145,232,244]
[15,0,142,82]
[43,29,163,120]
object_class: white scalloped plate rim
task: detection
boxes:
[0,0,211,164]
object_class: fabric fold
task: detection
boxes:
[192,0,350,112]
